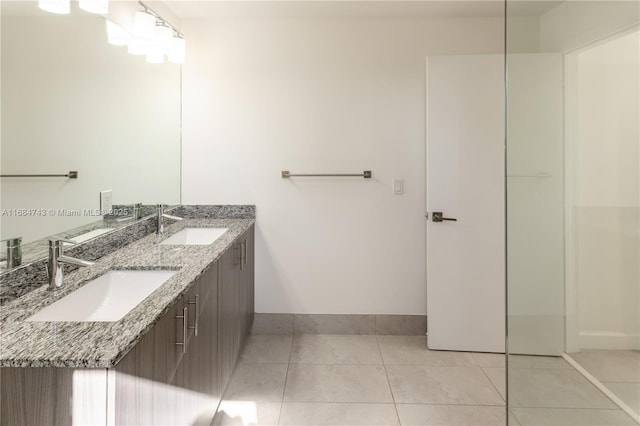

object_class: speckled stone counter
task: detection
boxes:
[0,211,254,368]
[0,204,163,270]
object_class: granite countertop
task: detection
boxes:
[0,204,163,272]
[0,217,254,368]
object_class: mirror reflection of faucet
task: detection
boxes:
[0,237,22,269]
[116,203,143,222]
[47,239,94,290]
[157,204,183,235]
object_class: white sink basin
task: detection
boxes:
[160,228,228,245]
[64,228,112,245]
[27,270,177,322]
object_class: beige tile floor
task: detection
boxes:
[212,335,637,425]
[567,350,640,417]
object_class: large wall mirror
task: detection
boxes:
[0,1,181,269]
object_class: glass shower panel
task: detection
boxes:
[506,1,640,425]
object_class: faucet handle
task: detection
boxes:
[48,239,77,252]
[49,238,77,244]
[0,237,22,247]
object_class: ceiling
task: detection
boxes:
[0,0,563,21]
[162,0,562,20]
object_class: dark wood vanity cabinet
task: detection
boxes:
[112,262,219,426]
[217,225,255,393]
[0,225,255,426]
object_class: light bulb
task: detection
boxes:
[127,37,150,55]
[131,11,155,41]
[146,50,165,64]
[154,25,173,54]
[106,20,129,46]
[168,36,186,64]
[145,25,172,64]
[38,0,70,14]
[79,0,108,14]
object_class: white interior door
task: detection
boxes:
[426,55,505,353]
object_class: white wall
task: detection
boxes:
[506,53,565,355]
[503,1,640,355]
[528,1,640,351]
[182,14,504,314]
[574,31,639,350]
[540,1,640,52]
[1,8,181,243]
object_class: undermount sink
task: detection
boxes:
[64,228,112,245]
[27,270,177,322]
[160,228,228,245]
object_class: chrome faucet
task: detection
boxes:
[156,204,183,235]
[1,237,22,269]
[47,239,94,290]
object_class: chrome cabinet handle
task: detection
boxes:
[431,212,457,222]
[240,241,246,271]
[243,239,247,266]
[187,294,199,336]
[234,244,241,266]
[176,306,188,353]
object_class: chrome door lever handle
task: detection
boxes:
[432,212,457,222]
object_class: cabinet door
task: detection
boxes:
[238,227,255,342]
[111,331,154,425]
[170,355,187,426]
[110,301,183,426]
[0,367,106,426]
[112,302,183,425]
[245,226,255,334]
[218,244,239,393]
[180,282,201,425]
[238,238,248,350]
[183,265,219,426]
[195,264,220,424]
[152,302,182,425]
[203,264,220,414]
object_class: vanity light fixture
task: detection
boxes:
[78,0,108,14]
[168,35,186,64]
[107,1,185,64]
[39,0,70,14]
[131,10,155,41]
[106,20,129,46]
[145,24,172,64]
[128,37,150,55]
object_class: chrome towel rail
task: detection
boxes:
[282,170,372,179]
[0,171,78,179]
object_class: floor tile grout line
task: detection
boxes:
[280,400,508,407]
[280,399,401,404]
[276,334,295,425]
[479,365,507,403]
[511,405,639,411]
[376,334,403,425]
[563,353,640,421]
[240,361,510,367]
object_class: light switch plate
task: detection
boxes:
[100,190,113,213]
[393,179,404,195]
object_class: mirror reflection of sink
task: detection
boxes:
[160,228,228,245]
[26,270,177,322]
[64,228,112,246]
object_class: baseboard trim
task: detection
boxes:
[580,331,640,350]
[251,313,427,336]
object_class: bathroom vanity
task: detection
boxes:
[0,206,255,425]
